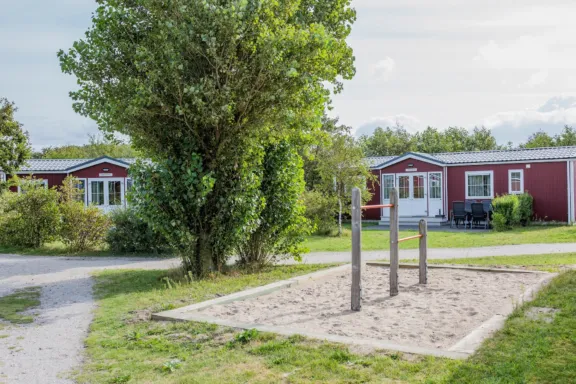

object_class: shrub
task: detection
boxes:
[517,193,534,226]
[491,212,508,232]
[60,202,110,252]
[302,190,337,235]
[0,179,60,247]
[106,207,171,254]
[491,194,519,228]
[491,192,534,231]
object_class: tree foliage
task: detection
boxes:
[359,125,504,156]
[520,126,576,148]
[236,142,311,269]
[34,134,138,159]
[0,98,31,174]
[59,0,356,275]
[315,132,373,235]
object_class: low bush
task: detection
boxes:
[106,207,170,254]
[517,193,534,226]
[302,190,337,235]
[491,192,534,231]
[60,202,110,252]
[0,179,60,247]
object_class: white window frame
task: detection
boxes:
[428,172,442,200]
[87,178,125,207]
[465,170,494,199]
[508,169,524,194]
[381,174,395,201]
[17,179,48,193]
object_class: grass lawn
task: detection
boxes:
[445,270,576,383]
[78,258,576,383]
[305,225,576,252]
[407,253,576,272]
[78,265,458,383]
[0,287,41,324]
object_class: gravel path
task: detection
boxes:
[0,255,179,384]
[0,242,574,383]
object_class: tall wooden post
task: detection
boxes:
[419,219,428,284]
[389,188,399,296]
[351,187,362,311]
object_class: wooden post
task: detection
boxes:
[351,187,362,311]
[419,219,428,284]
[389,188,399,296]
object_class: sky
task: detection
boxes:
[2,0,576,149]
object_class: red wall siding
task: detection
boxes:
[70,162,129,178]
[448,162,568,222]
[364,169,382,220]
[379,158,443,174]
[7,173,67,190]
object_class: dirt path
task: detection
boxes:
[0,255,179,384]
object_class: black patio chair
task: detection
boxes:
[481,200,493,222]
[471,202,488,229]
[451,201,468,228]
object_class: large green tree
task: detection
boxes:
[360,125,503,156]
[59,0,355,275]
[0,98,31,174]
[34,134,138,159]
[520,126,576,148]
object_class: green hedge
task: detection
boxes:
[491,193,533,231]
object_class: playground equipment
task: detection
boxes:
[351,187,428,311]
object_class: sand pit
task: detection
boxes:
[199,266,546,350]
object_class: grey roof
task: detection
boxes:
[365,156,395,167]
[370,146,576,168]
[15,157,136,172]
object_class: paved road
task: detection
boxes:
[296,243,576,264]
[1,242,575,383]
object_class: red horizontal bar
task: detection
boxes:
[361,204,394,209]
[397,234,423,243]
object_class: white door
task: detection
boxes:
[428,172,443,217]
[88,178,125,212]
[396,173,428,216]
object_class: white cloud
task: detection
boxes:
[372,57,396,81]
[354,114,423,137]
[483,96,576,143]
[521,69,549,88]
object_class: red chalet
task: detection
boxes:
[364,146,576,225]
[0,156,134,212]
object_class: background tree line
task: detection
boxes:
[359,124,576,157]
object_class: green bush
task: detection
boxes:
[0,180,60,248]
[517,193,534,226]
[491,193,534,231]
[106,207,171,254]
[302,190,337,235]
[491,212,508,232]
[60,202,110,252]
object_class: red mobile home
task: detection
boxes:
[0,156,134,212]
[364,147,576,224]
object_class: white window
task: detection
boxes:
[429,172,442,199]
[0,172,5,182]
[508,170,524,194]
[382,174,395,200]
[18,179,48,194]
[465,171,494,199]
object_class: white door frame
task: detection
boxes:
[87,177,125,211]
[396,172,428,217]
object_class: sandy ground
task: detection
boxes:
[201,266,547,349]
[0,255,179,384]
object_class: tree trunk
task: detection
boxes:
[338,197,343,236]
